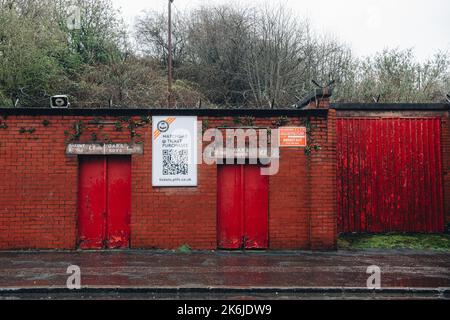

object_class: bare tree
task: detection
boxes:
[181,5,253,105]
[243,5,305,107]
[135,9,188,68]
[244,5,354,108]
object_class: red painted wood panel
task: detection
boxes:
[337,118,444,233]
[107,157,131,249]
[244,165,269,249]
[78,156,131,249]
[217,165,268,249]
[78,157,107,249]
[217,165,242,249]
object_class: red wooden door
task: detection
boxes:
[78,156,131,249]
[78,157,107,249]
[217,165,242,249]
[244,165,269,248]
[217,165,268,249]
[106,157,131,249]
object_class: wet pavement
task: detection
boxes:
[0,250,449,299]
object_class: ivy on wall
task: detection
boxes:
[0,116,7,129]
[302,117,321,155]
[273,116,289,127]
[2,114,322,156]
[233,116,255,127]
[19,127,35,134]
[213,115,322,156]
[64,116,152,145]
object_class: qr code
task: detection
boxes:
[163,149,189,175]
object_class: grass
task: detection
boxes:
[338,233,450,251]
[176,244,192,253]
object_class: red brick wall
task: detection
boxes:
[0,115,78,249]
[309,108,337,249]
[442,111,450,227]
[0,111,336,250]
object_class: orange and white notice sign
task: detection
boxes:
[279,127,307,147]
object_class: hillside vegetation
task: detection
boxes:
[1,0,449,108]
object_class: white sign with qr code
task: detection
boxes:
[152,116,198,187]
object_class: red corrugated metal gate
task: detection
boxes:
[337,118,445,233]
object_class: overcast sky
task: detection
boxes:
[111,0,450,62]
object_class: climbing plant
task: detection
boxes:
[302,117,321,155]
[0,116,7,129]
[65,120,85,143]
[273,116,289,127]
[64,116,153,145]
[202,119,210,134]
[19,127,35,134]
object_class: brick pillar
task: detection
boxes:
[307,97,338,250]
[305,87,333,109]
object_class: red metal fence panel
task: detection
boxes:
[337,118,444,233]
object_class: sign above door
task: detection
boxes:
[66,143,143,155]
